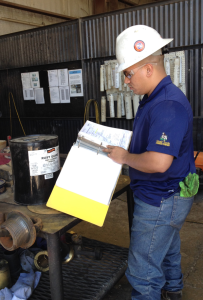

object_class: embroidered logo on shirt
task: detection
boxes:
[156,132,170,146]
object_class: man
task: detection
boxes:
[103,25,196,300]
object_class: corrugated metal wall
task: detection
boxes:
[0,0,202,153]
[0,20,80,69]
[81,0,203,59]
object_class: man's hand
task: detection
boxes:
[103,146,129,164]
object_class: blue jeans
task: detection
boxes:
[126,193,194,300]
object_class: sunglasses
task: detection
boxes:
[123,63,157,79]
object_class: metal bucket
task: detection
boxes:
[10,135,60,205]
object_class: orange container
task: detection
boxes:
[194,151,203,170]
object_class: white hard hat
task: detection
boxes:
[116,25,173,72]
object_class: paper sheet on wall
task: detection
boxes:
[164,51,186,95]
[21,73,31,88]
[58,69,69,86]
[23,88,34,100]
[50,87,60,103]
[48,70,59,87]
[30,72,40,88]
[69,69,83,97]
[34,88,45,104]
[59,86,70,103]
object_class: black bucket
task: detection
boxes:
[10,135,60,205]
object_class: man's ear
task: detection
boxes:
[146,64,153,77]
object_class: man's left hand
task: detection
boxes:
[103,146,128,164]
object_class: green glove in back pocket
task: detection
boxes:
[179,172,199,197]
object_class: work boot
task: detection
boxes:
[161,290,182,300]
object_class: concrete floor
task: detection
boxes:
[69,192,203,300]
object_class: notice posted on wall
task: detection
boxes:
[30,72,40,88]
[23,88,34,100]
[28,146,60,176]
[48,70,59,87]
[50,87,60,103]
[34,88,45,104]
[69,69,83,97]
[21,73,31,89]
[59,86,70,103]
[58,69,69,87]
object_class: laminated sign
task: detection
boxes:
[69,69,83,97]
[28,146,60,177]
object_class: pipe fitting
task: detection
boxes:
[0,211,42,251]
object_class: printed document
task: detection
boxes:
[59,86,70,103]
[50,87,60,103]
[23,88,34,100]
[21,73,31,89]
[69,69,83,97]
[30,72,40,88]
[79,120,132,150]
[58,69,69,87]
[34,88,45,104]
[48,70,59,87]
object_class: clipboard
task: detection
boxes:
[47,121,132,227]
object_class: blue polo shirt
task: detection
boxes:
[129,76,196,207]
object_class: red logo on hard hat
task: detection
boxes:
[134,40,145,52]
